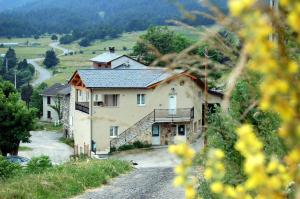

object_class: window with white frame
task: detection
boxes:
[137,94,145,105]
[104,94,119,107]
[110,126,119,137]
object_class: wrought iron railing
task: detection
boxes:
[75,102,89,114]
[153,108,194,122]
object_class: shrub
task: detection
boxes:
[0,156,20,180]
[59,137,74,147]
[117,141,151,151]
[26,156,52,173]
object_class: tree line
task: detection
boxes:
[0,0,227,41]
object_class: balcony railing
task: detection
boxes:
[154,108,194,122]
[75,102,89,114]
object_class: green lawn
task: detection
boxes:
[0,159,132,199]
[19,146,33,151]
[0,36,61,60]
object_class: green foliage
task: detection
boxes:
[0,79,36,156]
[0,156,20,181]
[59,137,74,147]
[2,48,17,69]
[0,49,35,88]
[26,156,52,174]
[0,159,132,199]
[30,83,48,117]
[51,34,58,41]
[21,83,33,108]
[117,141,151,151]
[199,72,287,198]
[43,50,59,68]
[132,26,192,65]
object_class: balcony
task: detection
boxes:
[153,108,194,122]
[75,102,89,114]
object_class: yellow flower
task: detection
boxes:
[173,176,184,187]
[214,149,225,159]
[185,185,196,199]
[210,182,223,193]
[225,186,237,198]
[175,164,185,175]
[168,145,177,154]
[204,168,213,180]
[288,61,298,74]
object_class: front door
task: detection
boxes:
[168,95,177,115]
[152,124,160,145]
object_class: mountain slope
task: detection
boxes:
[0,0,227,37]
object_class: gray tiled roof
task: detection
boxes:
[77,69,179,88]
[90,52,122,63]
[42,83,71,96]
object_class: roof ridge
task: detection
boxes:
[77,68,165,71]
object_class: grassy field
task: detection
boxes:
[45,31,144,85]
[0,159,132,199]
[1,26,200,86]
[0,36,62,60]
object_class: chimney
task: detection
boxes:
[109,47,115,53]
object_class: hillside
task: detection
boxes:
[0,0,227,37]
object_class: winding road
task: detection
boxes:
[29,41,72,86]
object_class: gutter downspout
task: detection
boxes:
[90,89,93,157]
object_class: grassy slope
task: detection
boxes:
[0,159,132,199]
[0,36,61,60]
[45,31,145,85]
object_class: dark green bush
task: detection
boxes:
[117,141,151,151]
[26,156,52,173]
[0,156,20,180]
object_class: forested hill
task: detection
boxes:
[0,0,227,37]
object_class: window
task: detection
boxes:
[110,126,119,137]
[137,94,145,105]
[178,125,186,136]
[104,94,119,107]
[47,96,51,105]
[47,111,51,119]
[152,124,160,136]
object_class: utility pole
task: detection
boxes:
[204,48,209,146]
[5,58,8,73]
[14,68,17,89]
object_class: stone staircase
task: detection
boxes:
[110,111,155,149]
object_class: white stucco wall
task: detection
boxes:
[112,56,147,69]
[71,76,222,153]
[41,96,60,122]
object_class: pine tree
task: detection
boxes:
[43,50,59,68]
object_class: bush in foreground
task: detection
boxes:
[0,156,21,181]
[0,159,132,199]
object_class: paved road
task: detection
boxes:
[19,131,73,164]
[30,42,72,86]
[29,58,52,86]
[49,42,72,56]
[74,167,185,199]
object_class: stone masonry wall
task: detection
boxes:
[110,112,154,148]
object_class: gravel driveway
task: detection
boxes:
[74,167,184,199]
[19,131,73,164]
[75,140,203,199]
